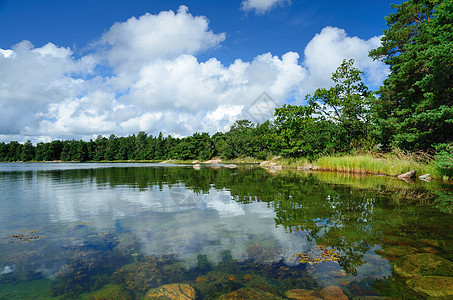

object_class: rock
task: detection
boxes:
[285,289,322,299]
[418,174,431,181]
[193,271,240,299]
[375,245,418,258]
[88,284,131,300]
[397,170,416,179]
[146,283,196,299]
[159,160,173,164]
[392,253,453,278]
[260,161,270,166]
[192,160,200,164]
[219,288,283,299]
[268,162,282,170]
[319,286,348,300]
[202,159,222,164]
[224,164,238,169]
[406,276,453,297]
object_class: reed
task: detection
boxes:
[314,153,438,177]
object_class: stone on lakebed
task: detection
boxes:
[406,276,453,298]
[392,253,453,278]
[146,283,196,300]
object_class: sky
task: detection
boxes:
[0,0,401,143]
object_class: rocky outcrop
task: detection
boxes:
[406,276,453,297]
[392,253,453,277]
[146,283,196,299]
[397,170,416,179]
[202,159,222,164]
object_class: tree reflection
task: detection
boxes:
[37,165,450,276]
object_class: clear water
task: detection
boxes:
[0,163,452,299]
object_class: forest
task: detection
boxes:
[1,0,452,175]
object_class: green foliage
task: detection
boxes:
[308,59,375,148]
[212,119,274,159]
[274,59,375,158]
[20,140,35,161]
[434,143,453,178]
[370,0,453,150]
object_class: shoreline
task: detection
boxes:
[2,155,449,181]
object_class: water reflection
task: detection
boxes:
[0,163,452,299]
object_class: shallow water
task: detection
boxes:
[0,163,452,299]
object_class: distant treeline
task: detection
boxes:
[0,121,275,162]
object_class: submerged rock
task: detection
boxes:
[146,283,196,299]
[319,286,348,300]
[219,288,283,299]
[375,245,418,258]
[285,289,322,299]
[406,276,453,297]
[393,253,453,277]
[87,284,131,300]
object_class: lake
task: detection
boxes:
[0,163,452,299]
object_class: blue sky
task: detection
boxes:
[0,0,401,142]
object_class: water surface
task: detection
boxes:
[0,163,452,299]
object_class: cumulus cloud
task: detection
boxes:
[301,26,388,94]
[100,5,225,71]
[0,5,387,143]
[0,41,95,138]
[241,0,289,14]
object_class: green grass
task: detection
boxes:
[273,157,311,168]
[314,154,438,177]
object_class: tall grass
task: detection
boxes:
[274,157,311,168]
[315,153,438,177]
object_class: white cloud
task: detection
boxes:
[0,41,94,138]
[100,5,225,72]
[301,26,388,94]
[0,4,387,144]
[241,0,289,14]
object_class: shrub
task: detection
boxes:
[434,143,453,179]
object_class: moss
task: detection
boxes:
[81,284,131,300]
[406,276,453,297]
[392,253,453,278]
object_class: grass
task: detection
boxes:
[314,153,438,177]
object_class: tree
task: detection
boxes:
[275,59,375,158]
[307,59,375,149]
[369,0,453,150]
[21,140,35,161]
